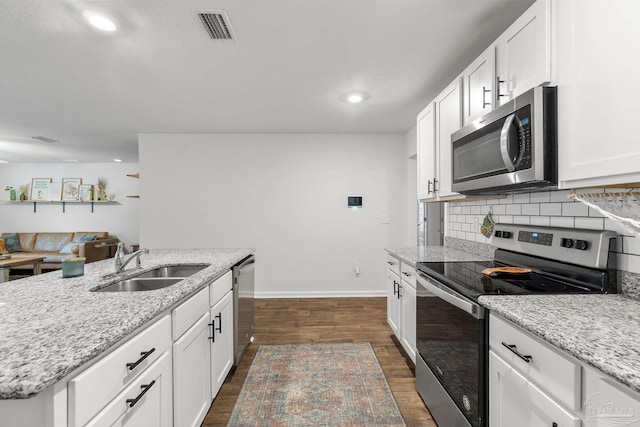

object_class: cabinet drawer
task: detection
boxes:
[490,314,581,411]
[210,271,233,306]
[172,286,209,340]
[68,314,171,427]
[86,350,173,427]
[400,263,416,288]
[386,254,400,276]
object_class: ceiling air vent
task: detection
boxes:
[198,11,235,40]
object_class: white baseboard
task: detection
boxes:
[255,290,386,299]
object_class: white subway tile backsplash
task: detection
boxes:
[446,186,638,274]
[550,216,575,228]
[550,189,573,202]
[574,217,605,230]
[530,216,551,226]
[623,236,640,256]
[540,203,562,216]
[505,204,522,215]
[513,216,530,225]
[530,192,551,203]
[522,204,540,216]
[617,253,640,274]
[562,201,589,217]
[513,193,530,203]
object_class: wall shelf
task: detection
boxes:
[3,200,118,213]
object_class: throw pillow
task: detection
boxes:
[60,242,79,254]
[0,239,7,255]
[78,234,97,242]
[2,233,21,253]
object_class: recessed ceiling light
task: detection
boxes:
[347,94,364,103]
[83,11,117,32]
[113,158,123,163]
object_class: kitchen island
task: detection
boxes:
[0,248,253,426]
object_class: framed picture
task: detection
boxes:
[79,184,94,201]
[30,178,51,201]
[47,182,63,201]
[62,178,82,201]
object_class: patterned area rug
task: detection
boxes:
[226,342,406,426]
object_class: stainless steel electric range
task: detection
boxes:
[414,224,618,427]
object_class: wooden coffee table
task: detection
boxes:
[0,256,46,283]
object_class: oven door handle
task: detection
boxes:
[417,274,482,319]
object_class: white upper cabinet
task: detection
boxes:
[555,0,640,188]
[495,0,551,105]
[463,45,496,126]
[435,77,463,199]
[417,102,437,200]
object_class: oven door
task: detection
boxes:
[416,272,487,427]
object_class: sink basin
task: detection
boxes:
[96,278,182,292]
[133,264,209,278]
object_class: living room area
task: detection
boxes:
[0,162,140,280]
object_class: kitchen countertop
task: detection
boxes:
[479,294,640,394]
[385,245,491,266]
[0,248,254,399]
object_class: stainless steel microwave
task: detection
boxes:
[451,86,557,195]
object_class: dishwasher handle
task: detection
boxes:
[417,273,483,319]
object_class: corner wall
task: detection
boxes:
[139,133,408,297]
[0,163,140,247]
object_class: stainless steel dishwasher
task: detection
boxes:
[232,255,255,366]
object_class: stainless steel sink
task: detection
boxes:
[96,278,183,292]
[134,264,209,278]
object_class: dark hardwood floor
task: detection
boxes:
[202,297,436,427]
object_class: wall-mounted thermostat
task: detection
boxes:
[348,196,363,208]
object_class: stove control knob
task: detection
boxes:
[502,231,512,239]
[495,230,503,238]
[575,240,589,250]
[561,238,574,248]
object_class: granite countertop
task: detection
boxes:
[0,248,254,399]
[479,294,640,394]
[385,245,492,266]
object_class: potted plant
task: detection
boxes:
[4,186,16,201]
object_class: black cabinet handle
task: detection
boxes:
[552,423,557,427]
[402,272,411,277]
[496,76,507,101]
[433,178,439,192]
[386,261,395,266]
[208,322,215,342]
[427,180,432,194]
[502,342,532,363]
[126,348,155,371]
[393,280,398,296]
[482,86,491,107]
[126,380,156,408]
[397,283,402,299]
[215,313,222,334]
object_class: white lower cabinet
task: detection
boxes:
[173,313,212,427]
[86,351,173,427]
[489,351,580,427]
[385,255,416,363]
[210,291,234,399]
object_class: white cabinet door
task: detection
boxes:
[463,45,495,126]
[496,0,551,105]
[555,0,640,188]
[435,77,463,199]
[582,363,640,427]
[489,351,580,427]
[173,313,212,427]
[210,290,234,399]
[386,269,401,336]
[399,279,416,364]
[86,351,173,427]
[417,102,437,200]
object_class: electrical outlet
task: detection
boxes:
[381,214,389,224]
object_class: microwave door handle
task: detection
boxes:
[500,113,517,172]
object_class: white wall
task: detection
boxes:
[0,163,140,247]
[405,125,418,246]
[139,133,408,297]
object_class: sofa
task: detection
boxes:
[0,232,118,270]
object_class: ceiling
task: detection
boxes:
[0,0,533,163]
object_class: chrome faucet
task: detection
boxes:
[114,242,149,274]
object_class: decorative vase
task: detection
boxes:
[9,189,16,201]
[19,192,26,201]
